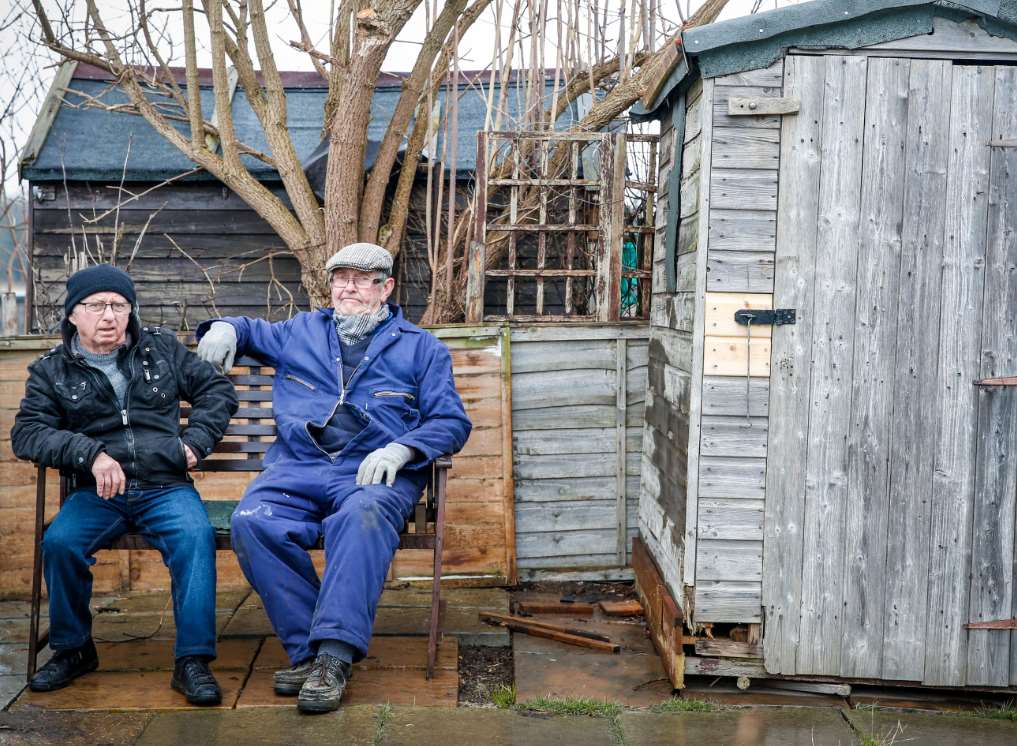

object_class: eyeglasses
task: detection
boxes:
[79,301,132,315]
[330,274,384,289]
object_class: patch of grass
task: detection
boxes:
[651,697,715,713]
[517,696,623,719]
[857,717,905,746]
[373,703,393,746]
[974,699,1017,721]
[491,684,517,709]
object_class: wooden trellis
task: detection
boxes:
[466,131,656,323]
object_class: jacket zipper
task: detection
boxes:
[285,373,316,391]
[305,348,367,462]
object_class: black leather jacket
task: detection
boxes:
[11,316,238,489]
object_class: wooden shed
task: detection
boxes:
[634,0,1017,690]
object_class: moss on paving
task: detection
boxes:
[650,697,715,713]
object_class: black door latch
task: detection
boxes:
[734,308,796,326]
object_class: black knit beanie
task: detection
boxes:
[64,264,137,316]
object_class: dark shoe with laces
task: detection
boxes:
[297,653,351,714]
[171,655,222,706]
[29,639,98,692]
[274,657,315,696]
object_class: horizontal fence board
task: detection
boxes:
[696,539,764,581]
[706,251,775,293]
[516,475,642,503]
[515,499,639,533]
[712,86,783,129]
[712,127,781,170]
[710,169,779,211]
[702,376,770,417]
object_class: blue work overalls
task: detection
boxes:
[196,305,471,663]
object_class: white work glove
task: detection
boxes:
[197,321,237,374]
[356,443,415,486]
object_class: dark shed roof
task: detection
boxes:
[22,65,579,182]
[636,0,1017,118]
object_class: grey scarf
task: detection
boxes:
[334,305,391,346]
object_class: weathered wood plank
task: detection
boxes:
[513,404,643,431]
[697,539,763,582]
[516,475,642,503]
[511,369,615,410]
[966,65,1017,688]
[710,169,779,212]
[795,54,868,677]
[708,209,777,252]
[695,581,762,624]
[515,499,638,533]
[713,60,784,88]
[713,86,783,129]
[712,127,780,170]
[683,77,715,588]
[728,96,800,116]
[702,376,769,418]
[698,499,764,541]
[839,57,910,680]
[513,427,641,456]
[699,416,768,459]
[923,63,994,688]
[699,456,766,499]
[881,59,952,683]
[706,251,775,293]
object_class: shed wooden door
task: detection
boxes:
[763,54,1017,687]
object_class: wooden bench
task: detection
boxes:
[27,356,450,681]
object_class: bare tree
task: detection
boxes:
[23,0,729,322]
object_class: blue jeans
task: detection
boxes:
[43,482,217,660]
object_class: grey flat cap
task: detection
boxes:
[325,243,393,275]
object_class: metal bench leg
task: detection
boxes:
[27,465,47,683]
[426,466,448,680]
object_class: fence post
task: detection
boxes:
[1,292,17,336]
[596,133,627,321]
[465,241,486,323]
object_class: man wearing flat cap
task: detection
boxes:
[11,264,238,704]
[196,243,471,714]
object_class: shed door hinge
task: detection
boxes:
[734,308,796,326]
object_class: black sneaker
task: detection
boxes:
[29,639,99,692]
[297,653,352,714]
[171,655,222,706]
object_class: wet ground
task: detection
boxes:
[1,587,1015,744]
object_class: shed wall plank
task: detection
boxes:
[966,65,1017,688]
[761,54,827,676]
[881,59,952,683]
[923,64,994,688]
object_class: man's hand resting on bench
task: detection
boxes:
[92,452,126,498]
[197,321,237,374]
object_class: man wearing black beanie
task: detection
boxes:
[11,263,238,705]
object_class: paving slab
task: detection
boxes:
[378,707,617,746]
[374,606,509,646]
[0,618,41,645]
[846,710,1017,746]
[135,705,380,746]
[0,674,26,710]
[0,601,39,620]
[848,685,1005,713]
[238,666,458,708]
[514,633,672,708]
[91,610,233,642]
[254,635,458,671]
[0,644,32,676]
[97,589,251,616]
[619,709,855,746]
[0,710,151,745]
[220,605,274,637]
[11,669,247,711]
[95,638,260,671]
[381,587,510,610]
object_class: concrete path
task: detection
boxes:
[1,705,1014,745]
